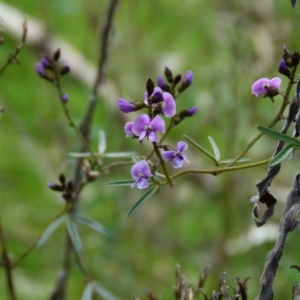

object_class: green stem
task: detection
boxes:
[161,158,271,182]
[152,142,173,186]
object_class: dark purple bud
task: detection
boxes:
[178,70,193,93]
[61,94,69,103]
[59,173,66,185]
[174,74,182,85]
[53,48,61,61]
[35,62,45,77]
[146,78,155,96]
[278,59,290,77]
[67,180,74,192]
[157,75,171,92]
[283,45,292,67]
[47,182,64,192]
[164,67,173,83]
[151,89,164,103]
[184,106,198,116]
[41,57,52,69]
[292,51,300,67]
[60,65,70,75]
[118,98,144,113]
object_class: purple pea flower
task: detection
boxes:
[157,75,170,91]
[178,70,193,92]
[131,160,153,189]
[161,92,176,117]
[132,114,165,142]
[162,141,189,168]
[251,77,281,97]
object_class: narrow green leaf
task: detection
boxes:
[73,215,112,237]
[36,215,67,248]
[183,135,217,163]
[66,216,83,253]
[94,283,120,300]
[208,136,221,161]
[107,180,135,187]
[269,144,296,167]
[81,282,94,300]
[68,152,96,158]
[128,185,159,216]
[219,158,251,165]
[102,152,136,158]
[132,156,144,163]
[98,130,106,154]
[257,125,300,146]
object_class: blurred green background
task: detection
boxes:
[0,0,300,299]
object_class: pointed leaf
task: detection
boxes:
[66,216,83,253]
[269,144,297,167]
[73,214,112,237]
[98,130,106,154]
[107,180,135,186]
[183,135,217,163]
[102,152,136,158]
[94,283,120,300]
[36,215,67,248]
[257,125,300,146]
[128,185,159,216]
[81,282,94,300]
[132,156,144,163]
[208,136,221,161]
[68,152,97,158]
[219,158,251,165]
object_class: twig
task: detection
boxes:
[0,20,27,76]
[49,1,119,299]
[0,216,17,300]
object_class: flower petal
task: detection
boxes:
[137,178,150,189]
[251,78,270,97]
[150,115,165,133]
[176,141,188,152]
[172,156,184,168]
[148,131,157,142]
[162,92,176,117]
[118,98,136,113]
[132,114,150,135]
[162,150,175,161]
[124,122,133,137]
[269,77,282,89]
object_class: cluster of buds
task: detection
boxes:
[47,173,74,201]
[35,48,70,103]
[278,45,300,78]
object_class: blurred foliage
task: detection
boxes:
[1,0,300,299]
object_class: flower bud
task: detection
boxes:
[60,65,70,75]
[53,48,61,61]
[47,182,64,192]
[164,67,173,83]
[157,75,171,92]
[278,60,290,77]
[146,78,154,96]
[118,99,144,113]
[41,57,52,69]
[61,94,69,103]
[174,74,182,85]
[178,70,193,93]
[35,63,45,77]
[283,45,293,67]
[292,51,300,67]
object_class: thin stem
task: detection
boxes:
[0,217,17,300]
[227,66,297,167]
[0,20,27,77]
[11,208,65,268]
[162,158,270,182]
[152,142,173,186]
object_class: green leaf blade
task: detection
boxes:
[73,215,112,237]
[183,135,217,163]
[257,125,300,146]
[208,136,221,161]
[269,144,296,167]
[66,216,83,253]
[81,282,94,300]
[128,185,159,216]
[36,215,67,248]
[107,180,135,187]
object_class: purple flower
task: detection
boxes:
[60,65,71,75]
[131,160,153,189]
[157,75,170,91]
[185,106,198,117]
[162,141,189,168]
[35,63,45,77]
[41,57,52,69]
[118,98,137,113]
[144,87,164,104]
[132,114,165,142]
[251,77,281,97]
[124,122,134,137]
[61,94,69,103]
